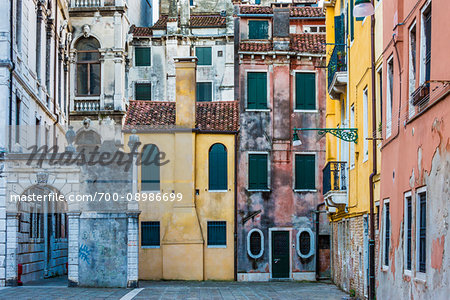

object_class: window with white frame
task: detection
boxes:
[350,104,355,169]
[363,88,369,161]
[296,228,314,259]
[408,23,417,118]
[386,57,394,138]
[404,192,413,272]
[416,189,427,273]
[383,199,390,267]
[247,229,264,259]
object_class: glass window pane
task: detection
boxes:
[75,37,100,51]
[76,64,88,95]
[78,51,100,62]
[90,64,101,95]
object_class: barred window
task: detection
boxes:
[247,229,264,259]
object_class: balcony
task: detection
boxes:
[73,99,100,111]
[327,45,347,100]
[70,0,124,8]
[323,161,347,211]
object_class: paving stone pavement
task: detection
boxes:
[0,280,348,300]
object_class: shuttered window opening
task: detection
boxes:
[135,83,151,101]
[295,154,315,190]
[141,144,160,191]
[196,82,213,102]
[384,202,390,266]
[418,192,426,273]
[247,72,267,109]
[209,144,227,190]
[141,221,160,247]
[207,221,226,246]
[248,154,268,190]
[135,47,151,66]
[196,47,212,65]
[248,20,269,40]
[295,73,316,110]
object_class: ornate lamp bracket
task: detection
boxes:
[293,128,358,144]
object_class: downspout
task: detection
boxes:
[8,0,15,152]
[53,1,58,145]
[234,131,239,281]
[315,202,324,280]
[368,6,377,300]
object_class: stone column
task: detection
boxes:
[0,152,6,286]
[67,212,80,287]
[126,212,139,288]
[5,213,19,286]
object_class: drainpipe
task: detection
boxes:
[53,1,58,146]
[368,4,377,299]
[315,202,324,280]
[8,0,15,152]
[234,131,239,281]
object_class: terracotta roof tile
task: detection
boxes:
[239,42,273,52]
[239,5,324,18]
[151,15,226,30]
[132,26,153,37]
[290,33,325,54]
[124,100,239,132]
[240,5,273,15]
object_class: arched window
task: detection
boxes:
[75,37,100,96]
[247,228,264,259]
[208,143,227,190]
[296,228,315,259]
[141,144,160,191]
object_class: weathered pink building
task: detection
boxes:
[235,1,329,281]
[378,0,450,298]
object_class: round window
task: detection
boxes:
[247,229,264,259]
[296,228,314,259]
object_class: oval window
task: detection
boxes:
[296,228,314,259]
[247,229,264,259]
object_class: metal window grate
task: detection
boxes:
[207,221,226,246]
[249,231,262,256]
[141,221,160,247]
[299,231,311,256]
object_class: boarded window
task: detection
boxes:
[248,154,268,190]
[295,73,316,110]
[247,72,267,109]
[141,221,160,246]
[209,144,227,190]
[248,20,269,39]
[135,83,151,101]
[295,154,315,190]
[141,144,160,191]
[207,221,226,246]
[196,47,212,65]
[135,47,151,66]
[196,82,213,102]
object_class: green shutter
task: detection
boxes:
[350,0,354,41]
[141,144,160,191]
[207,221,226,246]
[196,82,212,102]
[247,72,267,109]
[249,21,268,39]
[209,144,227,190]
[295,154,315,190]
[135,83,151,100]
[249,154,268,189]
[295,73,316,110]
[196,47,212,65]
[135,47,151,66]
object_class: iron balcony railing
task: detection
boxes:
[323,161,347,195]
[327,45,347,89]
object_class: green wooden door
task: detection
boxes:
[271,231,290,278]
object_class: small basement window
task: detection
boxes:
[247,228,264,259]
[296,228,314,259]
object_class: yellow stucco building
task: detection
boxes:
[324,0,382,297]
[124,57,238,280]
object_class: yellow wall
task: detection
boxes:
[124,132,235,280]
[325,0,382,220]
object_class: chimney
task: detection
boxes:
[272,3,290,51]
[175,57,197,128]
[180,0,190,35]
[167,0,178,34]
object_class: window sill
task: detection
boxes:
[248,189,271,192]
[294,189,317,193]
[134,65,152,68]
[245,108,270,112]
[141,246,160,249]
[207,245,227,248]
[381,265,389,272]
[414,274,426,284]
[209,190,228,193]
[293,109,318,113]
[403,270,412,277]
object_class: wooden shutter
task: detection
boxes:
[209,144,227,190]
[135,47,151,66]
[248,72,267,109]
[196,82,212,102]
[196,47,212,65]
[135,83,151,101]
[249,154,268,189]
[295,154,315,189]
[295,73,316,110]
[249,21,268,39]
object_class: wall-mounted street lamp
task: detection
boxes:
[354,0,375,18]
[292,128,358,146]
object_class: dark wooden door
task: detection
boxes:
[271,231,290,278]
